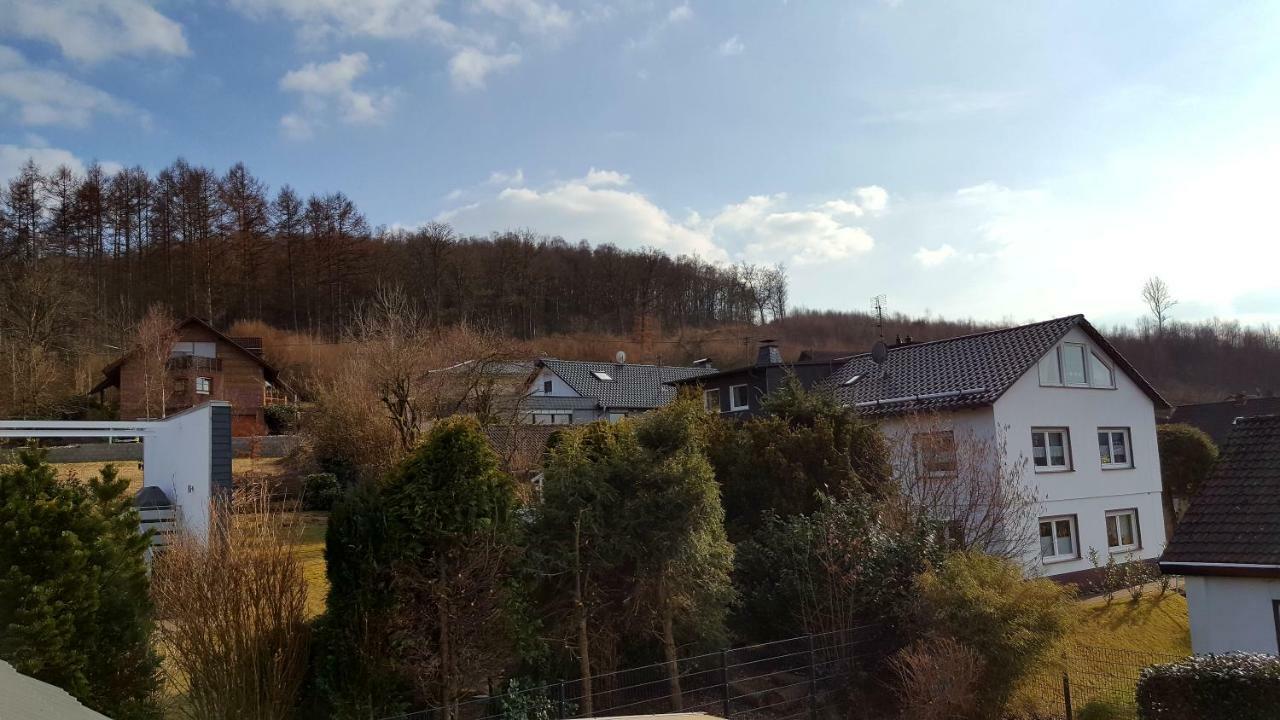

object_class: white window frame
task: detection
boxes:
[590,371,613,382]
[1040,342,1117,390]
[195,376,211,395]
[914,431,957,478]
[1061,342,1089,386]
[1105,509,1141,552]
[1031,427,1072,472]
[1039,515,1079,563]
[530,412,572,425]
[728,384,750,411]
[1098,427,1133,469]
[704,388,722,413]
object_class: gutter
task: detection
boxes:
[854,387,987,409]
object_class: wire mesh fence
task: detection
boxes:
[379,625,890,720]
[1017,645,1188,719]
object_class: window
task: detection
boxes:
[1039,516,1078,561]
[843,374,862,386]
[1031,428,1071,471]
[590,371,613,382]
[1106,509,1140,551]
[607,412,627,423]
[1089,352,1114,387]
[1038,353,1061,385]
[172,378,186,394]
[729,384,750,411]
[1062,343,1088,385]
[914,431,957,477]
[1098,428,1132,468]
[195,377,211,395]
[531,412,571,425]
[704,388,721,413]
[542,380,553,394]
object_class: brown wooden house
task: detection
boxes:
[90,317,289,436]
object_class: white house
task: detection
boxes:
[1160,414,1280,653]
[523,357,717,425]
[824,315,1170,579]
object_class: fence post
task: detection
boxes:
[557,680,566,720]
[721,648,731,719]
[1061,672,1072,720]
[807,635,818,720]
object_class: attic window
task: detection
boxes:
[843,374,862,386]
[591,371,614,382]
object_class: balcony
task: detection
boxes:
[168,355,222,372]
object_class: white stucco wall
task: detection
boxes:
[143,403,217,541]
[527,368,580,397]
[1185,575,1280,653]
[994,325,1166,576]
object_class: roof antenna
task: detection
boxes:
[871,294,887,341]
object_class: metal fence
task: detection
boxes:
[1019,645,1188,719]
[381,626,889,720]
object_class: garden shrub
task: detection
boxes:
[302,472,342,511]
[911,551,1077,714]
[265,403,301,434]
[1136,653,1280,720]
[1076,698,1132,720]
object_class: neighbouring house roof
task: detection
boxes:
[484,425,560,478]
[90,316,282,395]
[1165,397,1280,448]
[821,314,1169,417]
[796,349,861,362]
[537,358,717,410]
[1161,414,1280,575]
[0,661,112,720]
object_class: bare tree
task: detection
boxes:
[1142,276,1177,333]
[133,304,177,419]
[150,479,311,720]
[887,414,1039,567]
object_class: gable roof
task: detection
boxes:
[537,358,716,410]
[1165,397,1280,448]
[822,314,1168,416]
[1161,415,1280,574]
[90,317,281,395]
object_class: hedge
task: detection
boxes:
[1136,653,1280,720]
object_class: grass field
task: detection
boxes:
[51,457,290,495]
[289,511,329,618]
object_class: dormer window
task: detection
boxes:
[591,371,613,381]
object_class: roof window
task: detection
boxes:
[591,371,614,381]
[843,374,862,385]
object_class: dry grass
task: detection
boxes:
[51,457,289,495]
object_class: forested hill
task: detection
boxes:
[2,156,1276,414]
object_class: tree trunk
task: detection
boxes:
[574,518,594,717]
[661,584,682,711]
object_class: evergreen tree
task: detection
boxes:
[0,448,160,719]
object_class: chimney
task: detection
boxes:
[756,340,782,367]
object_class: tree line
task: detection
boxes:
[0,157,784,338]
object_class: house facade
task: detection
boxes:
[669,341,853,418]
[523,357,717,424]
[1161,415,1280,654]
[824,315,1169,579]
[91,317,287,436]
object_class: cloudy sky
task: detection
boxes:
[3,1,1280,326]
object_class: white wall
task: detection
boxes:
[994,325,1166,576]
[143,403,217,541]
[1185,575,1280,653]
[527,368,580,397]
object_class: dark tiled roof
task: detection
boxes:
[539,358,716,409]
[822,315,1167,416]
[1162,415,1280,569]
[1165,397,1280,448]
[484,425,560,478]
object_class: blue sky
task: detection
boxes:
[3,1,1280,327]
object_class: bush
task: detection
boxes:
[1076,698,1132,720]
[265,403,301,434]
[1136,653,1280,720]
[889,637,984,720]
[302,472,342,511]
[911,552,1077,714]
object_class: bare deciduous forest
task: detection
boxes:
[2,156,1277,418]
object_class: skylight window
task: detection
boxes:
[843,374,862,385]
[591,371,614,381]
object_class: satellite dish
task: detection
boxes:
[615,350,626,364]
[871,341,888,365]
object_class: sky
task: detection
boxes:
[3,1,1280,328]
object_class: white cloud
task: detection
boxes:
[279,53,396,136]
[230,0,468,44]
[667,3,693,23]
[0,143,122,182]
[718,35,745,56]
[0,0,188,63]
[913,244,957,267]
[820,185,890,218]
[474,0,573,38]
[0,45,138,128]
[488,168,525,185]
[449,48,521,90]
[439,170,881,267]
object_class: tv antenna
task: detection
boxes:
[871,294,887,341]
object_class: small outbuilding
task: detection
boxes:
[1161,414,1280,653]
